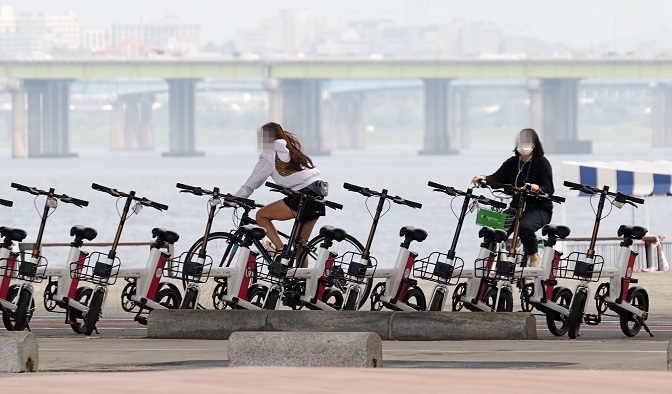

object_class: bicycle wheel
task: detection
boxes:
[181,287,198,309]
[156,287,181,309]
[594,282,609,315]
[212,280,229,309]
[120,281,137,313]
[2,285,34,331]
[428,289,446,311]
[185,231,264,309]
[69,286,93,334]
[83,288,105,336]
[369,282,385,311]
[567,290,587,339]
[246,286,267,308]
[322,288,344,310]
[620,288,649,337]
[484,287,514,312]
[520,282,535,312]
[546,287,572,336]
[402,286,426,311]
[297,233,367,309]
[452,282,467,311]
[43,280,59,312]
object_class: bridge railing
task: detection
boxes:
[560,236,670,272]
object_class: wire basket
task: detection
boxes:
[164,251,213,284]
[328,251,377,285]
[553,251,604,282]
[2,252,48,283]
[256,253,287,284]
[70,251,121,286]
[413,252,464,285]
[474,252,522,281]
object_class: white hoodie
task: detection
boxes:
[235,139,321,199]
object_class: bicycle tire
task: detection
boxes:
[322,287,344,310]
[181,287,198,309]
[156,287,181,309]
[83,289,105,335]
[546,287,572,336]
[43,280,59,312]
[69,286,93,334]
[567,290,587,339]
[246,286,267,308]
[484,287,514,312]
[297,233,368,309]
[428,289,445,311]
[451,282,467,311]
[2,286,34,331]
[619,288,648,337]
[263,288,280,310]
[401,286,426,311]
[519,282,535,312]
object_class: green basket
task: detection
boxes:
[475,208,507,230]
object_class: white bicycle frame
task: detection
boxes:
[119,242,176,311]
[373,236,422,312]
[0,245,33,314]
[597,243,647,319]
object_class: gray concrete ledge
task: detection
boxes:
[0,331,38,372]
[148,310,536,340]
[229,331,382,367]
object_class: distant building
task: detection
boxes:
[0,7,78,58]
[110,16,200,55]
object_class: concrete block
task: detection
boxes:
[265,311,392,339]
[0,331,38,372]
[229,331,382,367]
[667,340,672,371]
[147,310,270,340]
[390,312,537,340]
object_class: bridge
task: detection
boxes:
[3,58,672,157]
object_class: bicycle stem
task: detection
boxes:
[199,187,220,257]
[281,194,307,264]
[587,185,609,259]
[447,188,473,260]
[31,187,55,260]
[109,190,136,259]
[362,189,388,261]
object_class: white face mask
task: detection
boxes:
[516,143,534,156]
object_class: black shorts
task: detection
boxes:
[283,187,325,223]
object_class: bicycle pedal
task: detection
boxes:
[584,314,600,325]
[134,315,148,325]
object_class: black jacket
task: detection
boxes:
[486,155,554,213]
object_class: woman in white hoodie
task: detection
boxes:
[235,122,324,259]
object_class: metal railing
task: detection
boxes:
[560,236,670,272]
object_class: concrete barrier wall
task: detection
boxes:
[147,310,536,340]
[0,331,39,372]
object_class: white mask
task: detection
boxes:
[516,143,534,156]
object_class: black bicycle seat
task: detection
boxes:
[478,226,508,243]
[542,224,571,240]
[0,226,27,242]
[70,225,98,241]
[319,225,347,242]
[240,225,266,241]
[617,225,647,240]
[399,226,428,243]
[152,227,180,244]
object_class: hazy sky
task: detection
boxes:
[4,0,670,50]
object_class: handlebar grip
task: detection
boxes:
[563,181,584,189]
[176,183,196,191]
[550,195,566,204]
[62,196,89,207]
[403,199,422,209]
[323,200,343,210]
[343,182,363,192]
[91,182,122,197]
[10,182,33,192]
[223,194,256,207]
[427,181,446,190]
[488,199,507,209]
[265,181,283,191]
[628,195,645,204]
[0,198,12,207]
[151,201,169,211]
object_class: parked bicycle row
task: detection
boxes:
[0,178,651,340]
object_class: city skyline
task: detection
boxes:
[1,0,670,53]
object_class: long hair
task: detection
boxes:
[262,122,315,170]
[513,128,545,157]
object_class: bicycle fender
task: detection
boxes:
[157,282,181,296]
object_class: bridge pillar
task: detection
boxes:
[651,83,672,147]
[527,78,592,154]
[322,92,365,149]
[420,79,458,155]
[6,80,26,158]
[22,79,75,158]
[456,86,471,149]
[272,79,327,155]
[111,94,156,151]
[164,79,203,157]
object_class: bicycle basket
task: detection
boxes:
[413,252,464,285]
[553,252,604,282]
[70,251,121,286]
[474,252,521,281]
[329,252,377,285]
[164,251,213,284]
[3,252,48,283]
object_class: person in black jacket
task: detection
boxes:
[471,128,554,267]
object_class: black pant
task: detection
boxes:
[506,208,551,256]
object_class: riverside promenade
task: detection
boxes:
[2,271,672,392]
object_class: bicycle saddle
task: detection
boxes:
[478,226,508,243]
[617,225,647,240]
[240,225,266,240]
[399,226,428,243]
[152,227,180,244]
[70,225,98,241]
[319,225,347,242]
[542,224,571,240]
[0,226,27,242]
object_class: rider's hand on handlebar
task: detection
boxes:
[530,183,540,192]
[221,201,238,208]
[472,175,486,185]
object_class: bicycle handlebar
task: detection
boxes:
[563,181,644,205]
[12,183,88,207]
[343,182,421,209]
[0,198,13,207]
[92,183,168,211]
[429,180,507,209]
[479,179,565,204]
[265,182,343,210]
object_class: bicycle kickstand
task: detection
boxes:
[641,319,654,337]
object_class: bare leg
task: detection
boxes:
[255,200,295,250]
[297,219,318,268]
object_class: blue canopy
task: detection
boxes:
[563,160,672,197]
